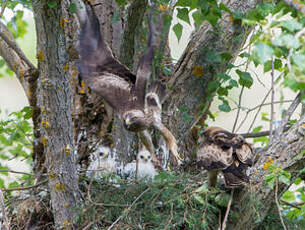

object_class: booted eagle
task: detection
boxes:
[197,127,254,188]
[78,6,181,164]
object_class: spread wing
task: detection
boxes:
[78,6,137,113]
[197,141,233,170]
[134,10,156,108]
[88,72,134,113]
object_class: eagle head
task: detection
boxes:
[123,110,149,132]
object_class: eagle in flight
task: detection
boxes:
[197,127,254,188]
[78,6,181,164]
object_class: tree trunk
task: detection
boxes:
[32,0,80,228]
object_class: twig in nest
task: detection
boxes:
[86,177,127,208]
[221,189,234,230]
[0,188,10,230]
[163,202,174,230]
[83,214,105,230]
[275,177,288,230]
[107,187,150,230]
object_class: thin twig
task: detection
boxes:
[232,86,244,133]
[107,187,150,230]
[2,179,47,192]
[280,200,305,210]
[86,176,127,208]
[274,92,301,141]
[275,177,287,230]
[0,169,33,176]
[246,89,272,132]
[83,214,105,230]
[0,0,7,18]
[164,202,174,230]
[0,188,10,230]
[221,189,234,230]
[240,126,290,138]
[269,57,275,145]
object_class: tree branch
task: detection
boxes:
[0,23,36,71]
[240,126,290,138]
[119,0,148,69]
[274,92,301,141]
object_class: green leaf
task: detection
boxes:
[115,0,127,6]
[0,59,5,68]
[292,54,305,71]
[279,171,291,185]
[264,59,282,72]
[0,178,4,188]
[294,177,303,185]
[265,174,275,189]
[217,87,228,96]
[280,19,303,32]
[192,9,204,28]
[68,3,77,13]
[112,11,120,24]
[215,193,231,207]
[282,190,296,203]
[253,43,274,64]
[272,34,300,49]
[177,8,190,25]
[229,79,239,88]
[236,70,253,88]
[47,1,57,8]
[253,126,263,133]
[173,23,183,42]
[0,165,9,176]
[8,181,19,189]
[205,50,222,63]
[218,103,231,112]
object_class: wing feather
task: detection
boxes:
[79,6,136,84]
[197,143,233,170]
[134,10,156,107]
[235,142,254,166]
[87,73,133,114]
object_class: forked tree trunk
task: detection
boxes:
[1,0,304,228]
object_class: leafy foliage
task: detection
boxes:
[0,107,33,189]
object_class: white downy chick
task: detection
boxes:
[87,146,116,179]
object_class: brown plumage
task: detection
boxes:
[78,6,181,163]
[197,127,254,188]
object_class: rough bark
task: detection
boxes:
[32,0,79,228]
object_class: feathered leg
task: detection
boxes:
[152,122,182,164]
[208,171,219,188]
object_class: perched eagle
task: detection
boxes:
[197,127,254,188]
[78,6,181,164]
